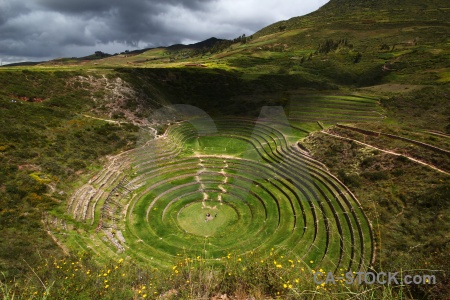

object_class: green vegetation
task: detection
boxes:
[184,136,258,157]
[0,71,140,279]
[300,131,450,299]
[1,252,416,300]
[1,0,449,298]
[178,202,238,236]
[287,94,383,125]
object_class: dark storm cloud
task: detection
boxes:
[36,0,209,14]
[0,0,328,64]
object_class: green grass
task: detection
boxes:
[177,201,239,237]
[1,1,449,298]
[287,94,384,125]
[1,65,446,297]
[0,70,140,279]
[184,136,258,157]
[57,119,371,277]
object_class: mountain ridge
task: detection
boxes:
[5,0,449,66]
[1,37,231,67]
[255,0,450,37]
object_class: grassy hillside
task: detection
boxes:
[0,70,143,278]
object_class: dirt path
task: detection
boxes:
[82,114,125,124]
[81,114,159,138]
[321,131,450,176]
[336,124,450,156]
[41,219,70,256]
[426,130,450,139]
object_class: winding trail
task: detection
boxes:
[321,131,450,176]
[82,114,159,138]
[426,130,450,139]
[82,114,126,124]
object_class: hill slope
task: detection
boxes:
[256,0,450,36]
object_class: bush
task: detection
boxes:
[361,170,389,181]
[338,169,362,187]
[360,156,376,168]
[396,155,409,163]
[0,252,412,300]
[68,159,87,170]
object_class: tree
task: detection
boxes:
[241,34,247,44]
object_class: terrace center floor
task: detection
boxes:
[177,201,239,237]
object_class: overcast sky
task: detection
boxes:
[0,0,328,64]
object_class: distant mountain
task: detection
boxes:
[167,37,230,50]
[1,61,42,67]
[24,37,230,65]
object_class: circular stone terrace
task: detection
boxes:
[67,116,375,273]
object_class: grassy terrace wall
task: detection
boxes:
[287,94,384,125]
[66,117,374,277]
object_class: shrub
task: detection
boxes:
[338,169,362,187]
[360,156,376,168]
[361,170,389,181]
